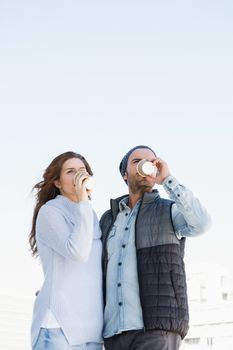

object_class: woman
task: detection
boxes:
[29,151,103,350]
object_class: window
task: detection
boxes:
[185,338,200,345]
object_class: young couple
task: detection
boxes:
[29,146,211,350]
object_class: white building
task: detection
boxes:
[181,263,233,350]
[0,291,33,350]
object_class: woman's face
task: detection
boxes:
[54,157,87,202]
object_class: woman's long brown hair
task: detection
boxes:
[29,151,93,257]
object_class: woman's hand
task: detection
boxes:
[74,171,91,202]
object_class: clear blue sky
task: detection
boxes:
[0,0,233,296]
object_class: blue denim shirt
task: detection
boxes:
[103,176,211,338]
[103,199,143,337]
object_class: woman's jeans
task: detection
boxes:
[33,328,103,350]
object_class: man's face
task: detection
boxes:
[123,148,157,193]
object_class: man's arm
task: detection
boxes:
[152,157,211,239]
[163,175,211,238]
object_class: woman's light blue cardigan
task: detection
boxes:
[31,195,103,347]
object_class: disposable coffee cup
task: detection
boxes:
[137,159,157,177]
[74,173,94,190]
[84,177,94,190]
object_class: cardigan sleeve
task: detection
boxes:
[36,201,94,262]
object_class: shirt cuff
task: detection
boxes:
[162,175,180,191]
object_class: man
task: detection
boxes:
[100,145,211,350]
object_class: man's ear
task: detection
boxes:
[123,172,128,184]
[54,180,61,189]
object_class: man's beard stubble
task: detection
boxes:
[128,177,153,195]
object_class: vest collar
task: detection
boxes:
[110,189,160,219]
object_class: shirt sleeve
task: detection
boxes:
[162,175,212,239]
[36,201,94,262]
